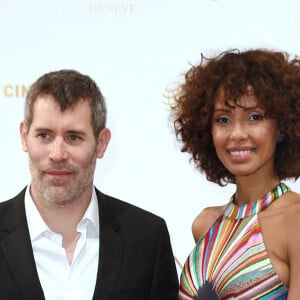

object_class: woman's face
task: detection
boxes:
[211,93,279,180]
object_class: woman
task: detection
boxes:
[170,49,300,299]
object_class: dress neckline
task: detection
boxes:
[224,182,290,220]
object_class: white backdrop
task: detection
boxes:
[1,0,300,275]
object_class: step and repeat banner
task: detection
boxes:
[1,0,299,274]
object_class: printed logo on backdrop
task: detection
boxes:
[89,2,136,14]
[1,84,28,100]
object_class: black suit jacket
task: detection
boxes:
[0,187,179,299]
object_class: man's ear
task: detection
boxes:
[96,128,111,159]
[20,121,29,152]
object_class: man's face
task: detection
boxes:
[20,95,110,207]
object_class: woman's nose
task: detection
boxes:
[229,121,248,141]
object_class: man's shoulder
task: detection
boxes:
[0,188,27,235]
[0,188,26,209]
[95,189,165,227]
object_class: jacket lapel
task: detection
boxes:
[0,188,44,299]
[93,190,123,300]
[1,188,123,300]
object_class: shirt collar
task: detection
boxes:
[78,188,99,235]
[25,185,100,242]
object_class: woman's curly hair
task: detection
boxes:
[170,49,300,186]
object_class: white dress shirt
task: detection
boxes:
[25,186,100,300]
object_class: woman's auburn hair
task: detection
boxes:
[170,49,300,185]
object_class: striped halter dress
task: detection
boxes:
[179,182,289,300]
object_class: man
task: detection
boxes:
[0,70,179,299]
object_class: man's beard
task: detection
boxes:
[29,153,97,207]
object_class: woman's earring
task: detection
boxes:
[277,134,285,143]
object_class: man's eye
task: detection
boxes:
[67,135,81,142]
[38,133,50,139]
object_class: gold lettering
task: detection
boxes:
[15,85,19,97]
[4,85,13,97]
[3,85,28,98]
[21,85,28,97]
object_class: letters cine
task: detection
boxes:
[2,84,28,98]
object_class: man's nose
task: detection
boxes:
[49,138,69,161]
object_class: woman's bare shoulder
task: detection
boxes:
[276,191,300,215]
[267,191,300,250]
[283,191,300,229]
[192,205,226,242]
[281,191,300,294]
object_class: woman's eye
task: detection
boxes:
[249,113,264,121]
[215,116,230,123]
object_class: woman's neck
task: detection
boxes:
[234,173,280,205]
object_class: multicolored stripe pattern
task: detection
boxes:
[180,183,289,300]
